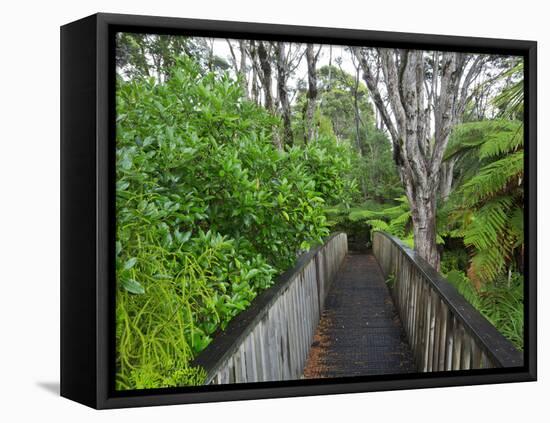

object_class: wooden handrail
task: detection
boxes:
[193,232,348,384]
[373,231,523,370]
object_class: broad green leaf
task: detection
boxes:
[122,279,145,295]
[123,257,137,271]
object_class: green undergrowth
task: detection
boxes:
[325,199,410,250]
[443,266,524,350]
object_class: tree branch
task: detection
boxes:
[353,47,400,144]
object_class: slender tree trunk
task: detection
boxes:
[246,41,261,105]
[351,61,368,199]
[328,45,332,89]
[257,41,274,112]
[227,40,249,99]
[254,41,282,150]
[251,67,260,104]
[207,38,215,72]
[238,40,248,98]
[137,41,151,78]
[439,159,456,202]
[305,44,318,144]
[276,42,293,147]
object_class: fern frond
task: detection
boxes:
[463,196,512,250]
[468,246,508,284]
[492,61,524,119]
[445,120,522,160]
[479,124,523,159]
[387,210,411,239]
[348,209,383,221]
[445,123,487,161]
[366,219,390,233]
[462,196,523,284]
[461,151,523,206]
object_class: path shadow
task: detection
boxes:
[36,381,60,396]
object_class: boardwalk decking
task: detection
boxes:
[303,252,416,378]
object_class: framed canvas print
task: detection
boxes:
[60,12,537,409]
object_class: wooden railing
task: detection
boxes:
[373,231,523,371]
[193,233,348,384]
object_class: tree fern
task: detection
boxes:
[461,151,523,207]
[444,120,523,190]
[387,209,412,239]
[444,118,524,285]
[478,124,522,159]
[366,219,390,233]
[463,197,513,251]
[364,197,411,237]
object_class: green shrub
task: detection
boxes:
[115,58,338,389]
[301,135,358,207]
[440,248,469,275]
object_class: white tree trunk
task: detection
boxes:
[407,182,440,269]
[305,44,318,144]
[276,42,294,147]
[354,48,483,269]
[439,159,456,202]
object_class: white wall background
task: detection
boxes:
[0,0,546,420]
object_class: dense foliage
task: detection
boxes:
[115,35,526,388]
[115,58,353,389]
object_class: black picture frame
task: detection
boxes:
[60,12,537,409]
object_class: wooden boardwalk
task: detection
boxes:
[303,252,416,378]
[197,233,521,384]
